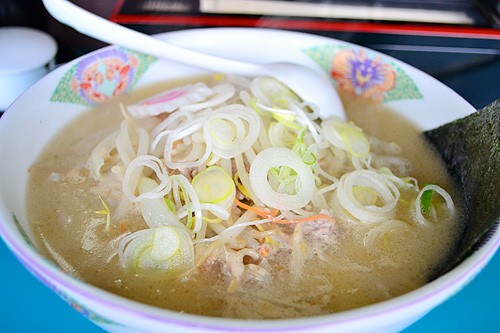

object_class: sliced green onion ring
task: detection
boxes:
[163,119,212,169]
[171,175,203,233]
[415,184,455,226]
[322,118,370,157]
[192,166,236,209]
[420,187,434,214]
[206,104,260,159]
[151,110,194,151]
[268,122,298,148]
[249,147,315,210]
[118,226,194,273]
[336,169,399,223]
[123,155,171,202]
[180,83,235,113]
[137,177,186,230]
[341,127,370,158]
[251,77,301,109]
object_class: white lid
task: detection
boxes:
[0,27,57,76]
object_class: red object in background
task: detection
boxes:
[109,0,500,40]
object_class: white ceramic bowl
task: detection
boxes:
[0,28,498,333]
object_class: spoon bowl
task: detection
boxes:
[42,0,344,119]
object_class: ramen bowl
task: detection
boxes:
[0,28,498,333]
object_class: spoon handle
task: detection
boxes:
[42,0,265,76]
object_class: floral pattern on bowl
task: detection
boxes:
[60,292,121,327]
[304,45,423,102]
[49,43,422,107]
[51,47,156,106]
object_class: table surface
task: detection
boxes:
[1,25,499,332]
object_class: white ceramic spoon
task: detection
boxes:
[42,0,344,119]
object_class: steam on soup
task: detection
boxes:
[27,75,461,319]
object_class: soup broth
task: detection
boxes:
[27,76,462,319]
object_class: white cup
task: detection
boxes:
[0,27,57,110]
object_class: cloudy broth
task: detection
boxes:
[27,79,462,319]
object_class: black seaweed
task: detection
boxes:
[424,99,500,280]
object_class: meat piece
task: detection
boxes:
[301,210,336,241]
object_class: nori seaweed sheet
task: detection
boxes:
[424,99,500,280]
